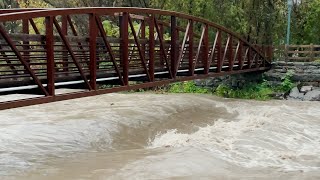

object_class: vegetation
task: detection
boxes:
[168,81,209,94]
[162,71,295,101]
[214,82,273,101]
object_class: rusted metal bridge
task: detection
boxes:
[0,8,272,110]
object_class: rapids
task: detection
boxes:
[0,93,319,179]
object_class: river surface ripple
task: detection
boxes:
[0,93,319,179]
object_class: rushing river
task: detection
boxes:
[0,93,319,179]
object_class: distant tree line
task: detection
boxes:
[1,0,319,45]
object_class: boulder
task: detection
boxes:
[303,89,320,101]
[300,86,313,94]
[288,87,304,100]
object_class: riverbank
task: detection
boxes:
[132,79,319,101]
[142,71,319,101]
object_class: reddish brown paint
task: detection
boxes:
[0,8,272,110]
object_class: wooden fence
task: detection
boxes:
[274,44,320,62]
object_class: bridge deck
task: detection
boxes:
[0,8,272,110]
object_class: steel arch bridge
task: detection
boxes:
[0,8,272,110]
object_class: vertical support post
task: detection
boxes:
[268,45,273,63]
[45,16,55,96]
[216,31,222,73]
[188,20,194,76]
[22,19,30,74]
[310,43,314,62]
[228,36,233,71]
[89,13,98,90]
[61,15,69,74]
[120,12,129,86]
[171,16,178,78]
[284,44,288,62]
[149,15,155,82]
[203,24,209,74]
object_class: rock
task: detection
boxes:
[288,87,304,100]
[270,92,285,100]
[303,89,320,101]
[300,86,313,94]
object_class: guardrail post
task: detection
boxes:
[310,43,315,62]
[120,12,129,86]
[171,16,178,78]
[45,16,55,96]
[89,13,97,90]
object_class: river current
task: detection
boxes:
[0,93,319,179]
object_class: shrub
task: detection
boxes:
[168,81,209,94]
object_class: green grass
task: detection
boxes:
[168,81,210,94]
[215,82,273,101]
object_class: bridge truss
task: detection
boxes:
[0,8,272,110]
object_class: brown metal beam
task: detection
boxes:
[45,16,55,96]
[228,36,233,71]
[148,15,155,82]
[89,13,98,90]
[120,12,129,86]
[203,24,209,74]
[170,16,178,78]
[216,31,222,72]
[0,67,270,111]
[188,20,194,76]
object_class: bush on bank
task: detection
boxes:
[166,72,295,101]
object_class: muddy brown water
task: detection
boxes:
[0,93,319,179]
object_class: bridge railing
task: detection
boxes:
[0,8,271,98]
[274,44,320,62]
